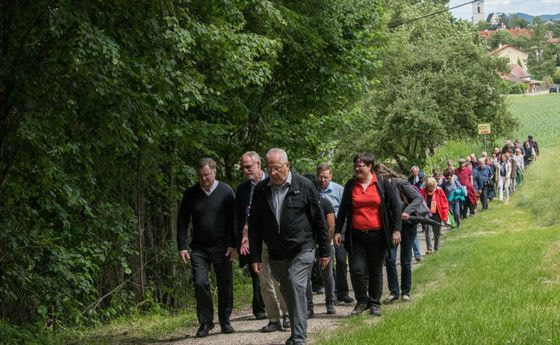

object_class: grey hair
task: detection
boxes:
[266,148,288,163]
[241,151,261,163]
[197,157,216,170]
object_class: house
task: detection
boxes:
[490,44,529,71]
[478,28,532,39]
[500,64,540,93]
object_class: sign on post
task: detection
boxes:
[478,123,491,135]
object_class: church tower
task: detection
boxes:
[472,0,485,23]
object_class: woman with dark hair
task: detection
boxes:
[374,163,427,303]
[334,154,402,317]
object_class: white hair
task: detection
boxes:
[266,148,288,164]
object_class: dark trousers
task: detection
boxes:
[334,245,350,299]
[480,185,489,210]
[385,222,415,296]
[349,229,387,306]
[248,265,266,317]
[191,247,233,326]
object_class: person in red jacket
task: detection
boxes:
[420,178,449,253]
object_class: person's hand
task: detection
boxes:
[252,262,263,273]
[240,236,250,256]
[318,256,330,270]
[392,230,401,247]
[179,250,190,264]
[334,233,342,247]
[402,212,410,221]
[225,247,236,261]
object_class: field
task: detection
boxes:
[507,93,560,147]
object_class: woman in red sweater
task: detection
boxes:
[420,177,449,253]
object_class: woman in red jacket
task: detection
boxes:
[420,177,449,253]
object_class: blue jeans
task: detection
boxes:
[385,222,416,296]
[412,227,421,257]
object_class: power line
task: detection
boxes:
[388,0,476,29]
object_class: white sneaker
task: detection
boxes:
[402,294,412,302]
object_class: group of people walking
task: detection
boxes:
[176,135,539,345]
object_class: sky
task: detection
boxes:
[449,0,560,20]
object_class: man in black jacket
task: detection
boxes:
[234,151,267,321]
[249,148,330,345]
[177,157,236,338]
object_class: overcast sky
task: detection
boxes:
[449,0,560,20]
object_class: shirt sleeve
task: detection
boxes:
[177,190,191,251]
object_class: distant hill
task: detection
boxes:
[510,12,560,22]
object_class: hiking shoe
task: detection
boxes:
[195,323,214,338]
[370,305,381,316]
[261,321,282,333]
[415,255,422,263]
[282,314,290,329]
[402,294,412,302]
[336,295,355,304]
[326,303,336,315]
[350,303,368,316]
[307,308,315,319]
[383,294,399,304]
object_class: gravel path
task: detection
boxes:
[168,226,444,345]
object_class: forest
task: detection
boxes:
[0,0,515,335]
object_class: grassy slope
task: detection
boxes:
[319,95,560,345]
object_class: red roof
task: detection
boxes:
[489,44,527,56]
[479,28,532,39]
[548,37,560,44]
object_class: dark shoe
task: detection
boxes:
[255,312,267,320]
[326,303,336,314]
[415,255,422,263]
[282,314,290,329]
[336,295,355,304]
[350,303,368,316]
[261,321,282,333]
[195,323,214,338]
[307,308,315,319]
[370,305,381,316]
[285,336,294,345]
[383,294,399,305]
[313,287,325,295]
[221,323,234,334]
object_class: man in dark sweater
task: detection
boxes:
[177,157,236,338]
[249,148,330,345]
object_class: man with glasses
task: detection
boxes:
[235,151,289,332]
[249,148,330,345]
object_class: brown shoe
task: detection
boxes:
[370,305,381,316]
[350,303,368,316]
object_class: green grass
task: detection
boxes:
[507,94,560,147]
[318,151,560,344]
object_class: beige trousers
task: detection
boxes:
[259,243,288,321]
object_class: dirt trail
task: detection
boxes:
[168,227,443,345]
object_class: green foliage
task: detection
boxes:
[507,94,560,148]
[0,0,387,333]
[553,67,560,84]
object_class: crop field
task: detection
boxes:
[507,93,560,147]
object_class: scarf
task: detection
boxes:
[427,189,437,214]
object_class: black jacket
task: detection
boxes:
[394,178,427,216]
[234,178,255,267]
[248,173,330,262]
[335,174,402,254]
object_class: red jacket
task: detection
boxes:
[420,187,449,222]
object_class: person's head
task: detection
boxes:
[506,139,512,146]
[240,151,262,182]
[458,158,467,168]
[266,148,290,186]
[528,135,533,141]
[353,153,375,181]
[432,168,441,179]
[443,168,454,181]
[316,163,333,190]
[478,158,486,167]
[197,157,217,191]
[515,148,522,155]
[425,177,437,192]
[374,163,402,180]
[410,166,419,176]
[469,153,477,161]
[524,140,531,148]
[446,160,454,168]
[493,147,500,154]
[481,151,488,158]
[500,153,508,162]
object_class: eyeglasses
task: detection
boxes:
[240,161,257,171]
[267,162,287,172]
[354,163,368,169]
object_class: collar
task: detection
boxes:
[268,171,292,188]
[251,170,267,185]
[201,180,219,195]
[320,181,333,193]
[354,173,377,187]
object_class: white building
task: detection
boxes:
[472,0,485,23]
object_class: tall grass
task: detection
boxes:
[516,146,560,226]
[507,94,560,148]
